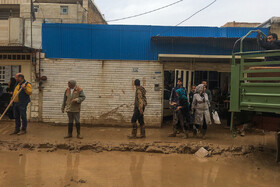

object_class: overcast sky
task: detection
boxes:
[94,0,279,27]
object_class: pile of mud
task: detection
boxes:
[0,140,272,157]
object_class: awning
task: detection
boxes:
[151,36,262,56]
[0,46,40,53]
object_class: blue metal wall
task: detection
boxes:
[42,24,268,60]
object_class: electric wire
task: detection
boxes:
[107,0,183,22]
[175,0,216,27]
[156,0,217,36]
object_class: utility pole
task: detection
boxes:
[30,0,36,48]
[30,0,33,48]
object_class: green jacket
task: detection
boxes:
[62,86,86,113]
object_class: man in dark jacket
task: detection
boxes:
[170,78,187,103]
[168,78,188,137]
[189,85,196,108]
[257,31,280,62]
[10,73,32,135]
[169,88,189,138]
[202,81,212,102]
[128,79,147,139]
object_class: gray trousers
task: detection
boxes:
[67,112,80,124]
[67,112,81,135]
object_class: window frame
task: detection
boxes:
[60,6,68,15]
[34,5,39,13]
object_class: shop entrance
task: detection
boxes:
[174,69,193,94]
[160,54,232,124]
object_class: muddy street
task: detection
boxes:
[0,121,280,186]
[0,150,279,187]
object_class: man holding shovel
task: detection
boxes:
[62,80,86,139]
[10,73,32,135]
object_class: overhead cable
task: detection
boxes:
[107,0,183,22]
[157,0,217,36]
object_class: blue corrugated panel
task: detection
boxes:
[42,24,268,60]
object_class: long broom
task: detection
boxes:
[0,87,23,121]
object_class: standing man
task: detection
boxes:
[189,85,196,130]
[257,31,280,62]
[169,88,189,138]
[189,85,196,108]
[170,78,187,104]
[202,81,212,102]
[168,78,188,137]
[128,79,147,139]
[10,73,32,135]
[62,80,86,139]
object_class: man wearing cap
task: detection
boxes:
[10,73,32,135]
[62,80,86,139]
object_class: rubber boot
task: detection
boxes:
[76,123,83,139]
[182,131,188,139]
[201,129,207,139]
[139,125,146,138]
[276,131,280,162]
[193,129,197,137]
[168,128,177,137]
[128,123,137,139]
[240,130,246,137]
[64,123,73,139]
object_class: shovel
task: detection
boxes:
[0,87,23,121]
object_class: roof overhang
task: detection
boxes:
[158,54,233,62]
[158,54,263,62]
[151,36,256,41]
[0,46,40,53]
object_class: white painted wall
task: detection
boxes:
[40,59,163,127]
[0,18,24,46]
[0,20,9,45]
[0,0,29,4]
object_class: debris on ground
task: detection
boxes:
[70,177,87,184]
[195,147,209,158]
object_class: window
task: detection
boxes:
[34,5,39,13]
[194,71,220,90]
[0,66,5,83]
[61,6,68,15]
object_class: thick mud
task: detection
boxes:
[0,151,279,187]
[0,140,261,156]
[0,121,276,156]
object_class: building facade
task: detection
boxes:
[1,5,278,127]
[258,17,280,37]
[0,0,106,120]
[38,24,268,127]
[0,0,106,48]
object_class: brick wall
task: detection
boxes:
[39,59,163,127]
[87,1,106,24]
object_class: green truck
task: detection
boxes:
[230,30,280,162]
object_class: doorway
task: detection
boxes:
[175,69,193,93]
[163,69,193,123]
[0,65,21,119]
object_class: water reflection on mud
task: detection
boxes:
[0,151,279,187]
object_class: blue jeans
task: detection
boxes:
[14,103,28,132]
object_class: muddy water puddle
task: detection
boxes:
[0,151,279,187]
